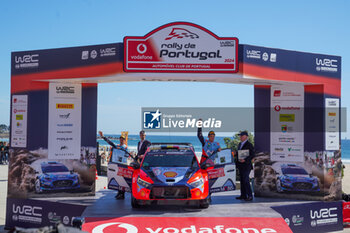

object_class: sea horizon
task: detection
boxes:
[1,134,349,163]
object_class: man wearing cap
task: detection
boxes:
[235,131,255,201]
[99,131,128,199]
[197,121,221,164]
[137,130,151,163]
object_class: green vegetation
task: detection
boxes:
[0,124,9,133]
[223,131,255,150]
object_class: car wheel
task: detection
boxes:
[35,179,42,194]
[276,179,283,193]
[131,196,141,208]
[198,198,210,209]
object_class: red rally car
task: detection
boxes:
[107,143,236,208]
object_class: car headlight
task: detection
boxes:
[44,176,52,181]
[137,177,152,189]
[189,178,204,188]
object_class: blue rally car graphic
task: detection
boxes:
[35,161,80,193]
[276,164,320,193]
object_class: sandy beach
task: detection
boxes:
[344,163,350,194]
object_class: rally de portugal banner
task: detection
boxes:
[124,22,238,73]
[83,217,292,233]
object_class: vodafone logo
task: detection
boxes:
[13,109,25,114]
[90,223,279,233]
[92,222,138,233]
[274,105,281,111]
[137,44,147,54]
[84,217,289,233]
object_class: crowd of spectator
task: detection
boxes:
[0,141,9,164]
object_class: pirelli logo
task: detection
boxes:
[56,103,74,109]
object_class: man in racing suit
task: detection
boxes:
[197,123,221,164]
[99,131,128,200]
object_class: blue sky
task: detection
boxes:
[0,0,349,137]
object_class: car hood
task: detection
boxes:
[149,167,191,184]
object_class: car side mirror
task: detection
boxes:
[201,162,212,170]
[130,162,140,169]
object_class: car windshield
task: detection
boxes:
[42,165,69,173]
[142,152,198,168]
[282,167,308,175]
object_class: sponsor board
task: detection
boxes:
[11,95,28,148]
[325,98,339,150]
[83,217,292,233]
[48,83,82,159]
[124,22,238,73]
[270,84,304,162]
[6,198,86,229]
[272,201,343,233]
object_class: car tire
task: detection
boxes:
[131,196,141,208]
[35,179,43,194]
[198,199,210,209]
[276,179,283,193]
